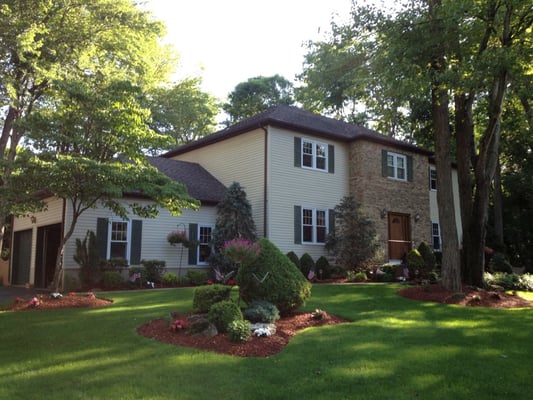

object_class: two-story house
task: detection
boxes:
[5,105,461,288]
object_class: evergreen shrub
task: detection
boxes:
[141,259,166,283]
[208,300,243,333]
[228,320,251,343]
[286,251,300,269]
[102,271,123,289]
[236,238,311,315]
[186,270,208,286]
[193,284,232,313]
[299,253,315,277]
[315,256,331,279]
[243,300,280,323]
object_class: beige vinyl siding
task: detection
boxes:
[171,129,265,236]
[267,128,350,259]
[62,199,217,270]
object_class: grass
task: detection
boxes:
[1,284,532,400]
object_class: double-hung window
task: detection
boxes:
[432,222,441,251]
[197,225,213,264]
[386,152,407,181]
[429,168,437,190]
[302,139,328,171]
[108,220,130,260]
[302,207,328,244]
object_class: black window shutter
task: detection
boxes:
[381,150,388,177]
[96,218,108,261]
[294,137,302,168]
[407,155,414,182]
[294,205,302,244]
[188,224,198,265]
[328,144,335,174]
[130,220,142,265]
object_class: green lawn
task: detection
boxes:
[1,284,532,400]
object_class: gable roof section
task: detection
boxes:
[163,105,433,158]
[148,157,226,205]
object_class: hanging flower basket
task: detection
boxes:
[167,230,190,246]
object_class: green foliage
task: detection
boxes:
[223,74,295,124]
[488,253,513,274]
[354,271,368,282]
[192,284,232,313]
[162,272,180,286]
[315,256,332,279]
[185,270,208,286]
[141,259,166,283]
[227,320,252,343]
[236,238,311,315]
[417,242,436,270]
[243,300,280,323]
[74,230,100,287]
[148,77,219,147]
[484,272,533,291]
[286,251,300,269]
[208,300,243,333]
[326,196,380,272]
[102,271,123,289]
[407,249,424,269]
[299,253,315,277]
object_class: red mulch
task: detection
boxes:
[137,311,347,358]
[398,284,533,308]
[1,294,112,311]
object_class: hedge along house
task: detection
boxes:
[164,105,462,263]
[8,158,226,289]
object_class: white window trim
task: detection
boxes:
[387,151,407,181]
[302,207,328,244]
[197,224,214,265]
[107,218,131,262]
[302,138,328,172]
[429,167,437,191]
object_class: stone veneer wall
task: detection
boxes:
[349,140,431,262]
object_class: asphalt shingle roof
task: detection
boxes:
[163,105,432,158]
[148,157,226,204]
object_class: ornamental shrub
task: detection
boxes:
[102,271,123,289]
[243,300,280,323]
[208,300,243,333]
[228,320,251,343]
[417,242,436,270]
[193,284,232,313]
[299,253,315,277]
[141,259,166,283]
[186,269,208,286]
[162,272,180,286]
[315,256,331,279]
[236,238,311,315]
[488,252,513,274]
[406,249,425,278]
[286,251,300,269]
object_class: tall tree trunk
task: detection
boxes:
[428,0,462,292]
[493,159,504,245]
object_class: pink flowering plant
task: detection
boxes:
[222,239,261,266]
[169,311,188,332]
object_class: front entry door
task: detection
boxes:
[388,213,411,261]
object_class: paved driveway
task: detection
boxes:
[0,286,49,303]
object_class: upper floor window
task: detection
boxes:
[382,150,413,182]
[429,168,437,190]
[387,152,406,181]
[302,138,328,171]
[302,207,328,244]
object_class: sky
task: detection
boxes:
[144,0,355,101]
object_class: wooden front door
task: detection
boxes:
[388,213,411,261]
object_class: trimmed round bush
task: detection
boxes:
[193,284,232,313]
[417,242,436,270]
[236,238,311,315]
[243,300,280,323]
[299,252,315,277]
[315,256,331,279]
[286,251,300,269]
[102,271,123,289]
[207,300,243,333]
[227,320,251,343]
[162,272,179,286]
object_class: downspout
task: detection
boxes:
[260,124,268,239]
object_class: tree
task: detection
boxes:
[148,78,219,147]
[0,0,174,243]
[223,75,295,124]
[326,196,380,272]
[298,0,533,289]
